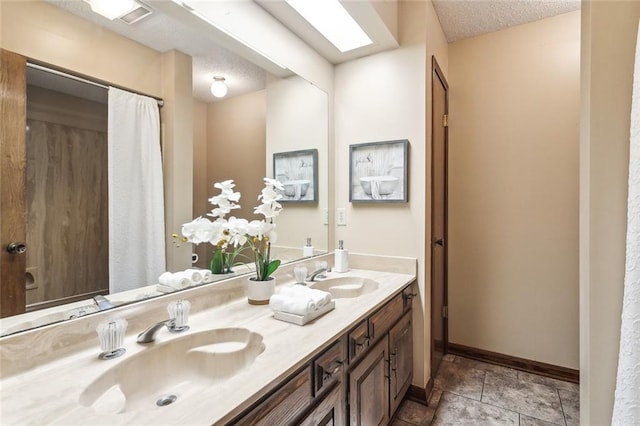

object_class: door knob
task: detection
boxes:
[6,242,27,255]
[434,239,444,247]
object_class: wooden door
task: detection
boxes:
[389,311,413,415]
[0,49,27,318]
[430,56,449,379]
[348,335,389,426]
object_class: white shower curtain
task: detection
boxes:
[108,87,165,294]
[612,20,640,425]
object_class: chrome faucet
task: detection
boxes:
[137,319,177,344]
[306,267,328,282]
[93,295,115,310]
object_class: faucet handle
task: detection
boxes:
[167,300,191,332]
[96,319,128,360]
[294,266,308,284]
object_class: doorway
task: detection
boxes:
[430,56,449,380]
[0,51,110,318]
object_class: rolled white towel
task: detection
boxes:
[280,285,331,307]
[158,272,192,289]
[183,269,204,284]
[200,270,213,282]
[269,294,316,316]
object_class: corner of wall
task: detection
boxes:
[161,49,194,272]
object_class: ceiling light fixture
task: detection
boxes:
[87,0,137,20]
[210,76,228,98]
[284,0,372,53]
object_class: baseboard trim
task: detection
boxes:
[406,379,431,406]
[448,343,579,384]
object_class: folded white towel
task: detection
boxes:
[269,286,332,316]
[269,294,316,316]
[280,285,331,307]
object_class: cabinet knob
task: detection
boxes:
[6,242,26,255]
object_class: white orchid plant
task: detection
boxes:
[181,178,284,281]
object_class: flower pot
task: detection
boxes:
[247,277,275,305]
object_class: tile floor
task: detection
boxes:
[392,354,579,426]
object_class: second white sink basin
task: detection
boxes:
[310,276,379,299]
[79,327,264,414]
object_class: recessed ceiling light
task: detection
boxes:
[171,0,287,70]
[284,0,372,53]
[86,0,136,20]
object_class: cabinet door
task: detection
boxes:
[299,383,345,426]
[348,335,389,426]
[232,366,312,425]
[389,311,413,415]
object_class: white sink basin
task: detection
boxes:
[310,277,379,299]
[79,327,264,414]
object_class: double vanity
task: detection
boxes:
[0,254,416,425]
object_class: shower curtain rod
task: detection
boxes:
[26,62,164,107]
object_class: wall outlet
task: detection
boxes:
[337,208,347,226]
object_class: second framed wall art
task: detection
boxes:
[349,139,409,203]
[273,149,318,203]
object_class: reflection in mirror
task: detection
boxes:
[0,1,329,336]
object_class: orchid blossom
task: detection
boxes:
[181,178,284,280]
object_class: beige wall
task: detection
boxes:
[334,0,448,388]
[580,1,640,424]
[1,0,194,272]
[206,91,267,222]
[191,91,266,269]
[447,11,580,369]
[0,1,162,97]
[266,75,329,252]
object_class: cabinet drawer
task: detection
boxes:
[314,339,345,395]
[348,320,370,362]
[233,365,312,425]
[369,293,403,341]
[402,285,417,310]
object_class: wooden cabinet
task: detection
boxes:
[389,311,413,415]
[232,366,312,425]
[299,383,345,426]
[230,282,415,426]
[348,335,390,426]
[369,293,403,341]
[348,320,370,363]
[314,339,345,396]
[347,283,416,425]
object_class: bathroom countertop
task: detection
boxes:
[0,266,416,425]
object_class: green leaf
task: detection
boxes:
[264,259,281,279]
[210,249,225,274]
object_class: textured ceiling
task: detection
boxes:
[46,0,266,103]
[432,0,581,42]
[44,0,582,103]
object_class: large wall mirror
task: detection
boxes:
[0,0,329,336]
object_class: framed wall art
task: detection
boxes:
[349,139,409,203]
[273,149,318,203]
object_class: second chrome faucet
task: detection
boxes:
[137,300,191,343]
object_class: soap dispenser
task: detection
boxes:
[303,237,314,257]
[334,240,349,273]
